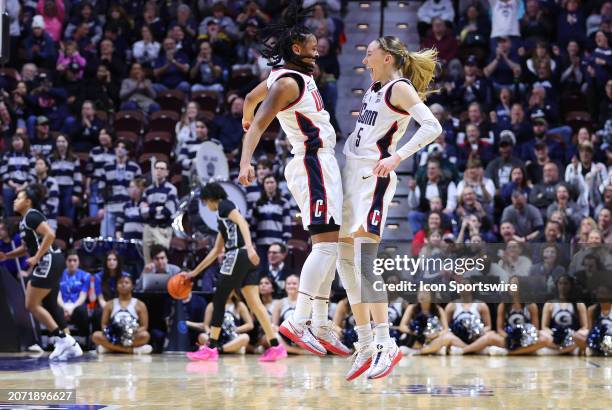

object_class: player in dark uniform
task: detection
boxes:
[183,183,287,362]
[0,184,82,360]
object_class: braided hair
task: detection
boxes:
[259,1,316,72]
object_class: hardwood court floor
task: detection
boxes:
[0,353,610,409]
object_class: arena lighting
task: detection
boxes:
[354,66,366,73]
[397,23,409,29]
[359,2,371,8]
[355,44,367,51]
[352,88,365,95]
[357,23,369,30]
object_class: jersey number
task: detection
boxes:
[312,90,324,112]
[355,127,363,147]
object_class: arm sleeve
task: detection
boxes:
[218,200,236,218]
[395,103,443,161]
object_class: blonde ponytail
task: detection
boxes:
[404,48,438,100]
[377,36,439,100]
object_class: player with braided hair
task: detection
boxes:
[238,0,350,357]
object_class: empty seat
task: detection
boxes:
[156,89,185,114]
[386,196,410,219]
[114,111,144,135]
[149,111,179,134]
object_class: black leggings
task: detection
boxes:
[41,284,66,330]
[210,249,258,329]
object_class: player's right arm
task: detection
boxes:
[242,79,269,131]
[238,77,300,186]
[187,233,225,279]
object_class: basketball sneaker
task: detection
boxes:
[133,344,153,355]
[258,345,288,362]
[50,334,82,361]
[314,321,351,357]
[346,341,374,381]
[186,345,219,361]
[279,317,326,356]
[366,341,403,380]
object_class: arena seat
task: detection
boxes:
[156,89,185,114]
[115,110,145,135]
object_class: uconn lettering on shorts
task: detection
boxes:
[296,111,328,226]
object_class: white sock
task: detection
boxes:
[373,323,391,344]
[355,324,373,344]
[293,242,337,323]
[312,298,329,328]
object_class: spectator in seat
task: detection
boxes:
[417,0,454,39]
[505,103,531,145]
[67,100,104,152]
[92,274,152,354]
[557,0,586,48]
[251,175,292,271]
[48,135,83,221]
[24,15,57,70]
[421,18,458,65]
[489,0,521,49]
[500,166,530,208]
[595,185,612,218]
[529,161,560,215]
[97,39,127,86]
[178,119,222,190]
[59,250,99,341]
[26,76,73,138]
[451,56,489,109]
[597,207,612,244]
[153,37,191,95]
[36,1,64,43]
[408,158,457,232]
[411,211,451,257]
[85,128,115,217]
[546,183,587,233]
[120,63,160,114]
[94,250,130,307]
[140,1,166,42]
[190,41,225,94]
[175,101,199,157]
[233,18,260,71]
[64,2,102,47]
[485,130,524,189]
[33,158,60,231]
[265,242,293,298]
[456,159,495,210]
[0,220,27,278]
[483,36,522,94]
[56,40,87,83]
[520,0,554,48]
[244,158,274,211]
[457,123,494,170]
[501,190,543,241]
[1,134,34,217]
[80,63,119,114]
[172,4,198,40]
[141,160,178,265]
[168,24,195,60]
[565,142,607,211]
[525,141,555,185]
[132,25,161,69]
[98,140,142,237]
[519,116,564,164]
[210,96,244,162]
[141,245,181,276]
[491,240,533,281]
[116,177,147,242]
[455,185,491,230]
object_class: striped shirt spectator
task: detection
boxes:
[49,135,83,220]
[86,145,115,186]
[177,120,221,178]
[116,178,147,241]
[33,157,60,228]
[1,135,34,217]
[117,199,145,240]
[143,181,178,228]
[98,150,142,213]
[251,175,292,246]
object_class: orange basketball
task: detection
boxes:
[167,274,193,300]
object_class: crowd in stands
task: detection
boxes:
[0,0,610,354]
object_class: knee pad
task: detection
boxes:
[336,242,361,305]
[300,242,337,296]
[354,237,386,303]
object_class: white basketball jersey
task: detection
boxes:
[266,68,336,154]
[344,78,413,161]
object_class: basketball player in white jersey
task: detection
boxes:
[238,2,350,357]
[337,36,442,380]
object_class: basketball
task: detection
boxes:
[167,274,193,300]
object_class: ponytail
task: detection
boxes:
[376,36,438,100]
[404,49,438,100]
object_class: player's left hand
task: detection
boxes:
[373,154,401,178]
[26,256,39,268]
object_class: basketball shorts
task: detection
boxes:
[339,158,397,238]
[30,252,65,289]
[284,149,342,230]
